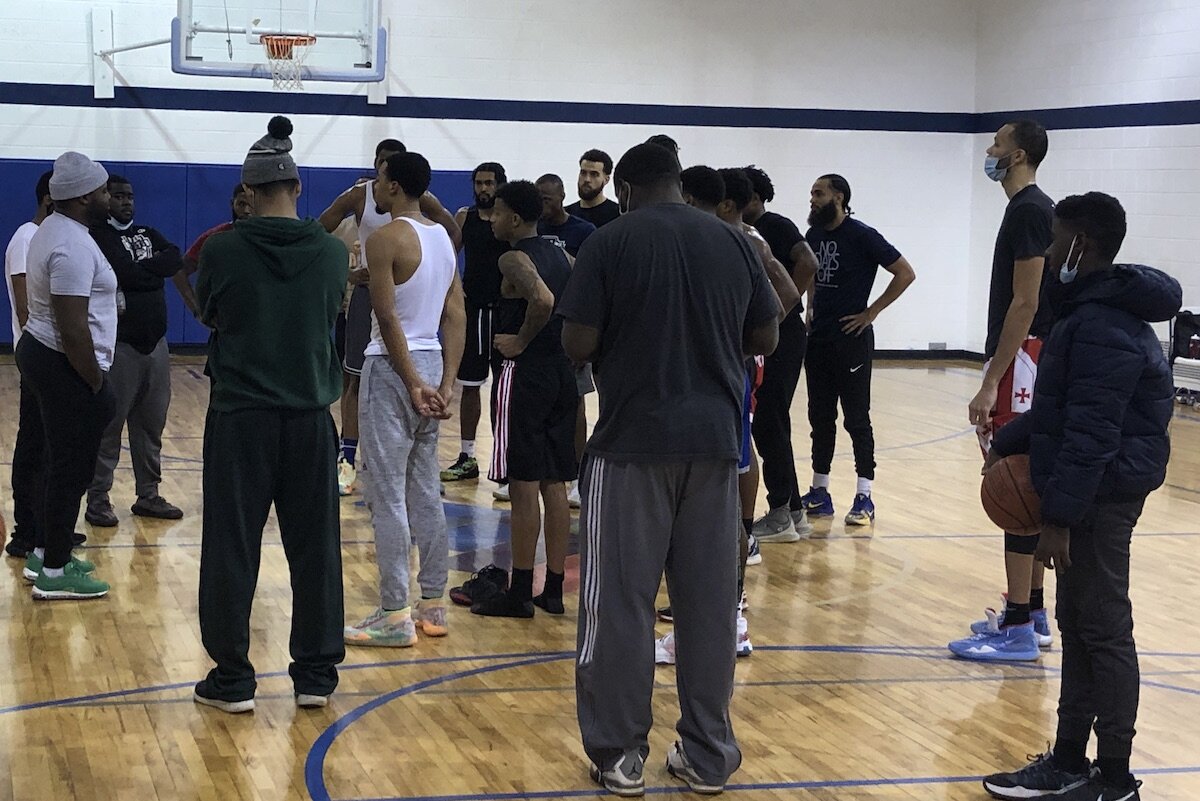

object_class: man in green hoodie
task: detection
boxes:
[193,116,348,714]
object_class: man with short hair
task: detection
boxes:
[567,149,620,229]
[441,163,510,487]
[471,179,578,619]
[951,119,1057,662]
[194,116,347,713]
[536,174,596,257]
[5,170,55,559]
[563,143,779,797]
[343,151,466,647]
[86,175,185,526]
[801,174,917,526]
[17,151,118,599]
[741,164,820,543]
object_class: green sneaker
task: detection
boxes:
[439,453,479,482]
[344,607,417,647]
[23,552,96,582]
[32,561,109,600]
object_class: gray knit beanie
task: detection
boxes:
[242,116,299,186]
[49,151,109,201]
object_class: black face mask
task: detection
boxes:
[807,200,838,228]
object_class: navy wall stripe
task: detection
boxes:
[4,81,1200,134]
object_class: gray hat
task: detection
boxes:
[49,151,109,201]
[242,115,300,186]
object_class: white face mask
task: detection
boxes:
[1058,234,1083,284]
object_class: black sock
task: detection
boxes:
[1003,601,1031,627]
[1052,739,1089,774]
[1030,588,1045,611]
[510,568,534,603]
[542,570,564,599]
[742,518,753,539]
[1097,756,1133,788]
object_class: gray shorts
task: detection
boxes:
[575,363,596,396]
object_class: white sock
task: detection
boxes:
[461,440,476,458]
[857,477,873,496]
[34,547,45,559]
[42,566,64,578]
[812,473,831,489]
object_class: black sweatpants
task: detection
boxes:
[805,328,875,480]
[198,406,345,701]
[14,335,115,569]
[10,368,46,545]
[1055,498,1146,760]
[752,314,808,511]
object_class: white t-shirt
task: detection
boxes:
[24,213,119,371]
[4,221,38,343]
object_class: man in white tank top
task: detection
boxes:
[343,151,466,648]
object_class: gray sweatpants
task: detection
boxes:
[90,338,171,500]
[576,455,742,785]
[358,353,449,610]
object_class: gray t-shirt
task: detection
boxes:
[557,201,779,462]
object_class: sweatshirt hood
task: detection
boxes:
[233,217,333,279]
[1058,263,1182,323]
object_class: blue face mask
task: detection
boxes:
[984,155,1007,182]
[1058,235,1082,284]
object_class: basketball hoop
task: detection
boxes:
[261,34,316,91]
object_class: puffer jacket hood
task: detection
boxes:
[1056,263,1182,324]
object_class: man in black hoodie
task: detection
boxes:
[86,175,185,527]
[981,192,1180,801]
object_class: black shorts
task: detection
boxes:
[334,311,347,366]
[343,285,372,376]
[459,299,501,386]
[489,355,580,483]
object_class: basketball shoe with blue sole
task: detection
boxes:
[799,486,835,518]
[949,621,1040,662]
[970,598,1053,648]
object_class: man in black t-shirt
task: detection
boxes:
[560,144,779,797]
[801,174,916,527]
[537,174,596,257]
[741,165,820,543]
[566,149,621,229]
[951,119,1056,664]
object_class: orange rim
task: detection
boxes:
[262,34,316,60]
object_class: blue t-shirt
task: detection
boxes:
[539,214,596,257]
[805,217,901,340]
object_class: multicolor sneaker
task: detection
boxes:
[751,506,799,543]
[337,457,357,496]
[666,741,724,795]
[413,599,448,637]
[791,507,814,536]
[343,607,417,647]
[23,552,95,582]
[589,751,646,798]
[845,493,875,526]
[31,561,109,600]
[800,486,835,517]
[745,534,763,566]
[440,454,479,482]
[971,597,1054,648]
[982,751,1091,800]
[1031,608,1053,648]
[450,564,509,607]
[948,620,1040,662]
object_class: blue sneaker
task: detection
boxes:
[971,597,1053,649]
[800,486,835,517]
[845,493,875,526]
[949,620,1040,662]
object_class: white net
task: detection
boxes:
[262,35,316,91]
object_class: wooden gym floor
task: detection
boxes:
[0,356,1197,801]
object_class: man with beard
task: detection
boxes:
[441,163,511,489]
[566,149,621,229]
[801,175,916,526]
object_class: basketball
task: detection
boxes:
[981,454,1042,535]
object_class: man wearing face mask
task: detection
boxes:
[979,192,1178,801]
[951,119,1056,663]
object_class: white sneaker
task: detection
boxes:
[745,534,763,566]
[337,457,356,496]
[654,631,677,665]
[492,484,510,502]
[791,507,814,536]
[752,506,800,543]
[736,613,752,658]
[296,693,328,708]
[567,481,581,509]
[666,741,725,795]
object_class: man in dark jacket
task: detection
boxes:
[193,116,348,714]
[980,192,1180,801]
[86,175,185,526]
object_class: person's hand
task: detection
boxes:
[981,447,1002,476]
[349,267,370,286]
[410,384,450,419]
[840,308,876,336]
[437,382,456,415]
[1035,524,1071,571]
[969,381,999,427]
[494,334,526,359]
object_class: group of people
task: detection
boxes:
[1,114,1180,801]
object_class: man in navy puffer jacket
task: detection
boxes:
[982,192,1181,801]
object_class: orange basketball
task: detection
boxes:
[981,454,1042,535]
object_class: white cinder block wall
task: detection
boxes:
[2,0,1197,350]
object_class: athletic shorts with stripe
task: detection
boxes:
[738,356,765,474]
[977,337,1043,456]
[489,355,580,483]
[458,299,502,386]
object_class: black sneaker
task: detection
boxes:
[1059,776,1141,801]
[533,593,565,615]
[657,606,673,623]
[983,752,1091,800]
[440,453,480,482]
[5,535,34,558]
[192,680,255,714]
[84,497,118,527]
[471,590,534,619]
[450,564,509,607]
[71,531,87,547]
[131,496,184,520]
